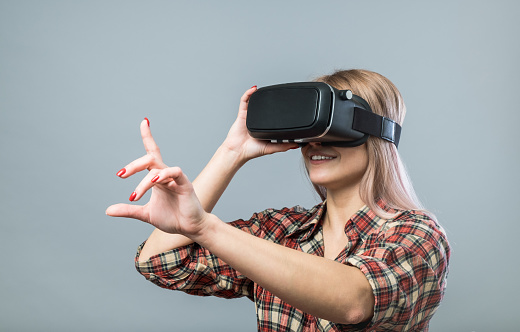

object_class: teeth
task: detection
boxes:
[311,155,334,160]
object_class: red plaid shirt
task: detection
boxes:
[135,202,450,331]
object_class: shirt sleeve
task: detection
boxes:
[135,240,254,300]
[134,210,276,301]
[345,213,450,330]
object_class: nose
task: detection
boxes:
[308,142,322,147]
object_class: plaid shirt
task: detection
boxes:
[135,201,450,331]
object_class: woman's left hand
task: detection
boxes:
[222,87,299,163]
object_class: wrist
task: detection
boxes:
[189,213,222,246]
[217,143,249,168]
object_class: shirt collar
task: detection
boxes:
[285,202,325,239]
[287,199,394,241]
[344,198,397,241]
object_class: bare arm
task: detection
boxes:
[107,167,373,325]
[196,215,375,324]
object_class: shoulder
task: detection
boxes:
[384,210,448,246]
[350,209,451,330]
[378,209,451,271]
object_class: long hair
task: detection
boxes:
[312,69,427,219]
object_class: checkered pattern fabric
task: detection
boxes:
[135,202,450,331]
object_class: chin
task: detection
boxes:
[310,172,364,192]
[309,175,337,190]
[308,170,331,184]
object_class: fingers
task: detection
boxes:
[128,169,162,201]
[106,203,148,222]
[153,166,191,188]
[129,167,190,202]
[264,142,300,155]
[115,118,168,179]
[238,85,257,113]
[116,154,155,179]
[140,118,164,161]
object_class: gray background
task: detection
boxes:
[1,1,519,331]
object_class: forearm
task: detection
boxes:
[193,215,375,325]
[139,145,245,261]
[191,144,245,212]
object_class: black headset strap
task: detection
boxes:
[352,108,401,147]
[349,94,401,147]
[299,90,402,148]
[299,108,401,148]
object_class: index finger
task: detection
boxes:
[140,118,161,156]
[238,86,257,113]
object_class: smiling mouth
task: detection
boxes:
[310,155,336,160]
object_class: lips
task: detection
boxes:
[307,149,337,163]
[310,155,335,160]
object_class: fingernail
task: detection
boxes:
[144,117,150,127]
[129,192,137,201]
[251,85,257,89]
[151,175,159,183]
[117,168,126,177]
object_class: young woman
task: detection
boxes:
[106,69,450,331]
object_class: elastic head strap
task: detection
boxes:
[299,90,402,148]
[345,91,401,148]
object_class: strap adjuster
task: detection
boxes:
[352,108,402,148]
[381,117,397,143]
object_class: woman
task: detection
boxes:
[106,69,450,331]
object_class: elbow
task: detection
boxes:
[343,307,373,325]
[340,287,375,325]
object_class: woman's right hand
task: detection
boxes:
[222,86,299,163]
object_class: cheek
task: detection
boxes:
[350,149,369,171]
[334,148,369,184]
[348,157,369,180]
[350,150,369,176]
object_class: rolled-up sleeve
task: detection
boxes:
[345,218,450,330]
[135,241,254,300]
[134,210,283,301]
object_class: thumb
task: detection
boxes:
[106,203,148,222]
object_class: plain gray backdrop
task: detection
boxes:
[1,1,519,331]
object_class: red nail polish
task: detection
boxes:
[144,117,150,127]
[117,168,126,177]
[129,192,137,201]
[251,85,257,89]
[151,175,159,183]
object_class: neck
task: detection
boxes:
[324,183,366,229]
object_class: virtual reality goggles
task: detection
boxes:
[246,82,402,148]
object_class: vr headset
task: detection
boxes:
[246,82,402,148]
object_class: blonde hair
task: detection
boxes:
[312,69,427,219]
